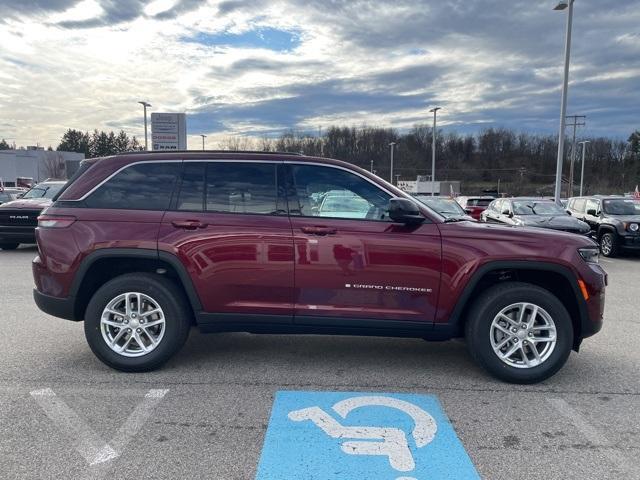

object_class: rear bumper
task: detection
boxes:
[33,289,80,321]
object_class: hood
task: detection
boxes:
[438,218,595,249]
[604,214,640,223]
[516,215,590,232]
[0,198,52,210]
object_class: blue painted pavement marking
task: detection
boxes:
[256,391,479,480]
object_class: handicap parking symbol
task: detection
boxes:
[256,391,479,480]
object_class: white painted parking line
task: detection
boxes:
[30,388,168,466]
[548,398,636,475]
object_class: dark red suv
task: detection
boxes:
[32,151,606,383]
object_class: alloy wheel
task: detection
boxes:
[100,292,166,357]
[489,302,557,369]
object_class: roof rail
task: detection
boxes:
[116,150,305,156]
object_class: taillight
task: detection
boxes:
[37,215,76,228]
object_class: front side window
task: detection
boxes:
[585,199,599,214]
[85,162,180,210]
[289,164,390,220]
[205,162,282,215]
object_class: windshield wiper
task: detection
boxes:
[443,217,469,223]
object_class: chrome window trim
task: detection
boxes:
[71,159,284,201]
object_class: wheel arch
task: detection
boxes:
[449,261,589,351]
[70,248,202,321]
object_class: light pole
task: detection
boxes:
[199,134,207,151]
[370,159,374,173]
[138,101,151,150]
[429,107,441,196]
[553,0,575,204]
[578,140,590,196]
[389,142,396,183]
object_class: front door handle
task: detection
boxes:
[171,220,208,230]
[301,226,337,236]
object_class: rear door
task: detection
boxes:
[285,163,442,326]
[158,160,295,323]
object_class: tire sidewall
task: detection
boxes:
[468,284,573,384]
[599,232,617,257]
[84,274,190,371]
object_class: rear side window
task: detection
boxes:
[205,162,283,215]
[573,198,586,213]
[176,163,205,211]
[85,162,180,210]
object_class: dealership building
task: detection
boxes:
[0,147,84,186]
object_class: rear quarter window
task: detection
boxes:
[85,162,180,210]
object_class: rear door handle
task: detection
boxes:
[171,220,208,230]
[301,226,337,235]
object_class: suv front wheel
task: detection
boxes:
[465,282,573,384]
[84,273,191,372]
[599,231,618,258]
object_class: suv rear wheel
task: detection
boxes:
[465,282,573,384]
[84,273,191,372]
[599,231,618,257]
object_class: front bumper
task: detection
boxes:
[620,234,640,249]
[33,289,80,321]
[0,226,36,243]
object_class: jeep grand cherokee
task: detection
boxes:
[32,151,606,384]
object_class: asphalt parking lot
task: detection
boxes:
[1,246,639,480]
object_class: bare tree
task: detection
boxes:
[42,152,67,179]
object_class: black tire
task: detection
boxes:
[0,243,19,250]
[599,231,618,258]
[465,282,573,384]
[84,273,192,372]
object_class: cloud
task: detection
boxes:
[0,0,638,149]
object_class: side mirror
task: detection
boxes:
[464,208,473,214]
[388,198,425,225]
[566,210,572,215]
[586,208,597,216]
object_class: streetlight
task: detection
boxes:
[552,0,575,204]
[578,140,590,196]
[138,101,151,150]
[389,142,396,183]
[429,107,441,196]
[199,134,207,151]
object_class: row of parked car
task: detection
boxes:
[414,194,640,257]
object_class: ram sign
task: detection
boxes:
[150,113,187,150]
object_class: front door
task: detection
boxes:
[158,161,294,322]
[285,163,442,325]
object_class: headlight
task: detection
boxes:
[578,247,599,264]
[628,223,639,232]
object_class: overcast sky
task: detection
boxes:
[0,0,638,149]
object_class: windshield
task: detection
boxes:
[415,196,465,218]
[602,199,638,215]
[22,183,65,199]
[512,201,566,216]
[468,198,492,207]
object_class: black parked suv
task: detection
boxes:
[567,196,640,257]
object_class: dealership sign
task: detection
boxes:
[150,113,187,150]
